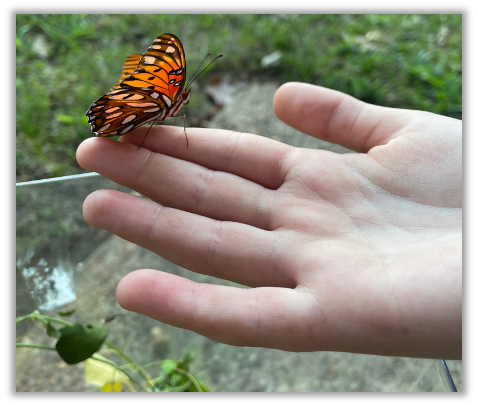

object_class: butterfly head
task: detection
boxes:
[181,88,192,105]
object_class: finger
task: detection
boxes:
[273,82,413,153]
[84,189,294,288]
[116,269,322,351]
[120,125,292,189]
[77,138,274,230]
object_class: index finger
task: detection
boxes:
[120,126,292,190]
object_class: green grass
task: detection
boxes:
[16,14,462,182]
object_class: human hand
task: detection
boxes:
[77,82,462,360]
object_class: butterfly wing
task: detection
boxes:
[87,33,187,136]
[120,54,143,81]
[120,33,187,102]
[86,87,172,136]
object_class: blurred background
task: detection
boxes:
[16,14,462,183]
[16,14,462,392]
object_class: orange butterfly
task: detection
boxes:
[87,33,214,147]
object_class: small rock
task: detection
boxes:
[260,51,282,68]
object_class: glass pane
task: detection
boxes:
[16,173,457,392]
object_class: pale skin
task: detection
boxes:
[77,82,462,360]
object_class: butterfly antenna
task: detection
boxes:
[186,53,211,89]
[186,54,223,90]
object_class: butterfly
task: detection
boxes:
[86,33,196,147]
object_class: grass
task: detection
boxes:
[16,14,462,182]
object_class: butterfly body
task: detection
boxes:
[86,33,190,137]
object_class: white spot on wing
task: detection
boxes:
[165,46,175,53]
[126,102,158,107]
[150,92,160,99]
[106,89,125,95]
[105,107,121,113]
[127,94,145,100]
[110,94,131,100]
[121,115,137,124]
[162,95,172,107]
[106,112,123,119]
[144,107,160,113]
[99,124,110,131]
[144,56,156,65]
[120,124,135,135]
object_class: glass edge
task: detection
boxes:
[440,360,458,392]
[16,172,100,187]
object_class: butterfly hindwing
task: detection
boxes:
[121,54,143,80]
[87,87,169,135]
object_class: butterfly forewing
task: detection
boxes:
[86,33,188,137]
[121,33,187,101]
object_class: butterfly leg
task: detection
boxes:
[170,114,188,148]
[137,120,155,150]
[183,114,189,149]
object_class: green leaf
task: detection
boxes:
[55,323,108,364]
[177,352,194,371]
[58,309,76,316]
[55,114,74,123]
[160,360,178,374]
[46,322,61,339]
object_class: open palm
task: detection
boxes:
[77,82,462,359]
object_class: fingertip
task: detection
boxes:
[273,82,301,119]
[76,137,117,170]
[116,269,184,319]
[273,82,329,126]
[83,187,144,224]
[76,137,97,168]
[116,269,155,310]
[82,189,119,226]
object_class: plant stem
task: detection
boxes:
[90,355,140,388]
[102,340,151,383]
[16,343,56,351]
[174,368,203,392]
